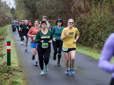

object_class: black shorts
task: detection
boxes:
[110,78,114,85]
[62,48,76,53]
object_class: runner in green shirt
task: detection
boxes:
[35,21,52,75]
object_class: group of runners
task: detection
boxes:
[13,16,80,76]
[12,15,114,85]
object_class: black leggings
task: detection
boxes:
[37,47,51,70]
[18,31,24,41]
[18,30,28,45]
[53,40,62,58]
[22,31,29,47]
[110,78,114,85]
[23,34,28,47]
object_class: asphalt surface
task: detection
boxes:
[13,31,111,85]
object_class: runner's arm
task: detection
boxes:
[27,28,32,37]
[99,34,114,73]
[61,29,67,40]
[74,29,80,42]
[47,21,50,28]
[51,26,55,36]
[49,31,53,43]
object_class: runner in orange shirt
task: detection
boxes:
[28,20,40,66]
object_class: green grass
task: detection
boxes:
[0,25,25,85]
[77,44,114,63]
[6,25,24,85]
[0,26,7,64]
[77,44,101,60]
[0,26,7,36]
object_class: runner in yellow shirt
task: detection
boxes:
[61,18,80,76]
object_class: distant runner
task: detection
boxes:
[42,16,50,28]
[22,20,30,52]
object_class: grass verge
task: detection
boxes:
[77,44,101,60]
[0,25,25,85]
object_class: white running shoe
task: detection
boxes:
[40,71,45,75]
[20,41,24,45]
[65,68,70,75]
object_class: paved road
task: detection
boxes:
[13,31,111,85]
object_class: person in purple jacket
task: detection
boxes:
[99,33,114,85]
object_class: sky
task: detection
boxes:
[1,0,16,8]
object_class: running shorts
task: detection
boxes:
[62,48,76,53]
[31,42,38,48]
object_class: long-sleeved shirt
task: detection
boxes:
[52,26,64,40]
[99,33,114,78]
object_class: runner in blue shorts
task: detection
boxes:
[28,20,40,66]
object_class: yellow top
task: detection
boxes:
[61,27,79,48]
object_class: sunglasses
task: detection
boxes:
[68,22,74,24]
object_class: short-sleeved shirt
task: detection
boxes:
[35,30,52,48]
[28,27,39,41]
[61,27,79,48]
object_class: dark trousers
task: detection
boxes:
[18,31,24,41]
[23,34,28,47]
[22,30,29,47]
[53,40,62,63]
[110,78,114,85]
[37,46,51,70]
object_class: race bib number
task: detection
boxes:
[62,47,68,52]
[41,42,49,48]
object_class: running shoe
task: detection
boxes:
[65,69,70,75]
[44,65,48,74]
[32,60,38,66]
[70,68,75,75]
[20,41,24,45]
[68,68,75,76]
[40,71,45,75]
[34,61,38,67]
